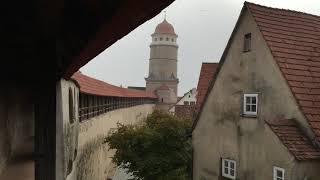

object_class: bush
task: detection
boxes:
[104,110,192,180]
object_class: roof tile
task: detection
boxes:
[196,63,219,112]
[71,72,156,98]
[175,105,197,119]
[246,1,320,142]
[266,118,320,160]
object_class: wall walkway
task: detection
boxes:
[57,73,157,180]
[75,104,155,180]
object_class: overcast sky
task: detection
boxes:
[81,0,320,96]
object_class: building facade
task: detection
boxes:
[193,2,320,180]
[169,88,197,117]
[145,19,179,111]
[177,88,197,106]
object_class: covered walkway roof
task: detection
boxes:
[72,72,156,98]
[2,0,175,82]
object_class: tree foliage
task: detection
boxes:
[104,110,192,180]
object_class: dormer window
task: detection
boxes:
[243,93,258,116]
[243,33,251,52]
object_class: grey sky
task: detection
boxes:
[81,0,320,96]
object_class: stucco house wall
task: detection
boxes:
[0,90,8,174]
[193,8,320,180]
[56,79,80,180]
[0,85,34,175]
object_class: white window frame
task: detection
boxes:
[243,93,258,116]
[222,159,236,179]
[273,166,285,180]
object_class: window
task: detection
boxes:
[244,33,251,52]
[160,37,163,41]
[222,159,236,179]
[190,101,196,105]
[166,37,169,41]
[184,101,189,105]
[155,38,157,41]
[273,167,285,180]
[171,38,174,42]
[69,88,74,123]
[243,93,258,116]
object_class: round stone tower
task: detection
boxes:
[145,18,179,109]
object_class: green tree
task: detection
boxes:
[104,110,192,180]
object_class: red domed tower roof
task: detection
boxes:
[154,19,176,35]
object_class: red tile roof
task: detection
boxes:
[71,72,156,98]
[246,2,320,142]
[175,105,197,120]
[266,118,320,160]
[196,63,219,112]
[154,19,176,35]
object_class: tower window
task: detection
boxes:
[171,38,174,42]
[160,37,163,41]
[243,33,251,52]
[166,37,169,41]
[155,38,157,41]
